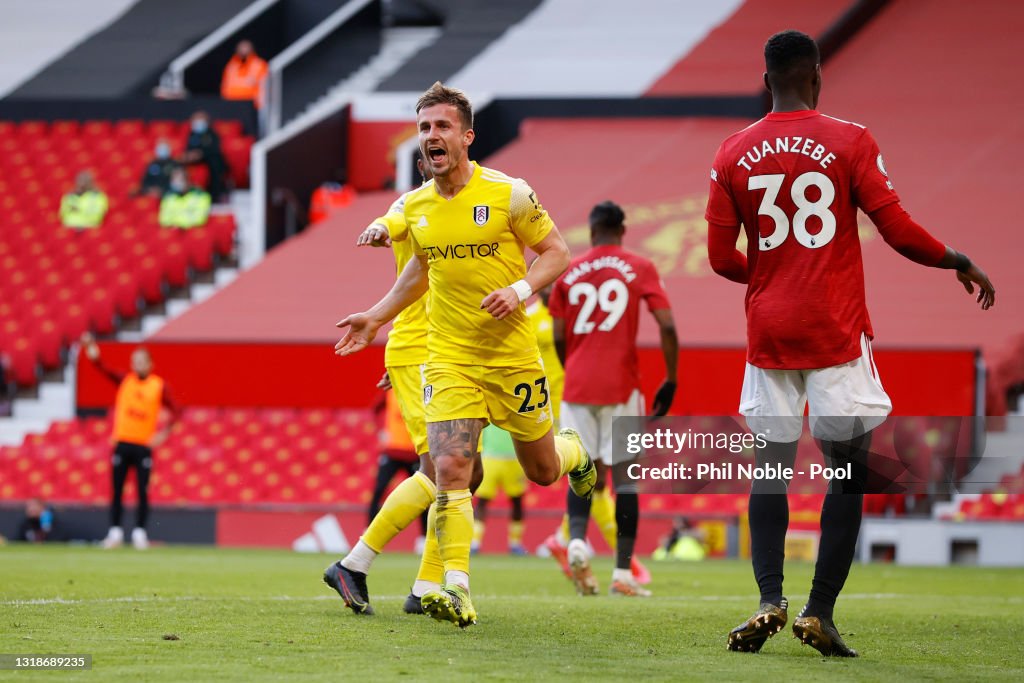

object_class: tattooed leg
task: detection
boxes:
[428,418,485,593]
[428,418,485,490]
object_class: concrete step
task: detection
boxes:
[214,268,238,287]
[12,381,74,420]
[963,430,1024,487]
[0,418,50,446]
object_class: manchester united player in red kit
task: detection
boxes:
[707,31,995,657]
[549,201,678,597]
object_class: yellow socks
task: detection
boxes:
[361,471,436,553]
[414,503,444,591]
[473,519,486,547]
[591,488,618,550]
[508,520,524,548]
[435,489,474,578]
[554,434,584,478]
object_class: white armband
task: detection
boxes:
[509,279,533,303]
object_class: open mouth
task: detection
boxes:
[427,146,447,164]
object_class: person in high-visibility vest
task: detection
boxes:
[159,168,211,229]
[221,40,267,107]
[60,170,108,229]
[82,333,180,550]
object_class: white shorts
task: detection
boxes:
[560,389,645,465]
[740,334,892,443]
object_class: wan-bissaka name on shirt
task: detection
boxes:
[736,136,837,171]
[423,242,501,260]
[562,255,637,286]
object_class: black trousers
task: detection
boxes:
[111,441,152,530]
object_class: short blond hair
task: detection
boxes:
[415,81,473,131]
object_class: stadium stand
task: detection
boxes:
[646,0,854,96]
[0,0,136,98]
[376,0,545,92]
[443,0,743,97]
[8,0,253,99]
[0,119,246,388]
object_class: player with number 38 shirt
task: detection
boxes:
[707,107,904,370]
[705,30,994,660]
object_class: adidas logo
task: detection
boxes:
[418,216,428,227]
[292,514,350,553]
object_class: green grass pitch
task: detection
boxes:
[2,545,1022,681]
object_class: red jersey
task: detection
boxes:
[705,110,900,370]
[549,245,671,404]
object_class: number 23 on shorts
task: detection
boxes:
[513,376,549,413]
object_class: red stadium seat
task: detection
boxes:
[137,255,165,304]
[213,120,243,139]
[113,120,146,139]
[9,337,38,387]
[17,120,48,137]
[85,289,117,334]
[81,120,113,138]
[222,136,252,188]
[162,240,190,288]
[147,120,182,139]
[51,120,81,138]
[207,215,235,256]
[183,227,215,271]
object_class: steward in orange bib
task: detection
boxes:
[221,40,267,107]
[81,334,180,550]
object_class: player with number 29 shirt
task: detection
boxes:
[548,201,678,598]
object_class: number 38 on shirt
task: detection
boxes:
[749,171,836,251]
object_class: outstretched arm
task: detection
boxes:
[80,333,124,384]
[335,254,429,356]
[355,221,392,248]
[868,203,995,310]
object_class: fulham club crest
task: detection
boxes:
[473,205,490,226]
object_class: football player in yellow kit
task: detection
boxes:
[336,82,596,627]
[324,154,484,617]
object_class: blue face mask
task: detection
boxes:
[171,179,186,192]
[192,119,208,133]
[156,143,170,159]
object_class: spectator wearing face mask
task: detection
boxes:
[159,168,212,229]
[182,111,227,201]
[135,139,181,197]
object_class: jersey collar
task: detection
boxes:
[765,109,819,121]
[432,161,479,200]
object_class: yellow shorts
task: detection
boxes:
[477,457,528,499]
[387,364,429,456]
[423,361,553,443]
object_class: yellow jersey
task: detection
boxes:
[527,299,564,420]
[399,163,555,368]
[375,192,429,367]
